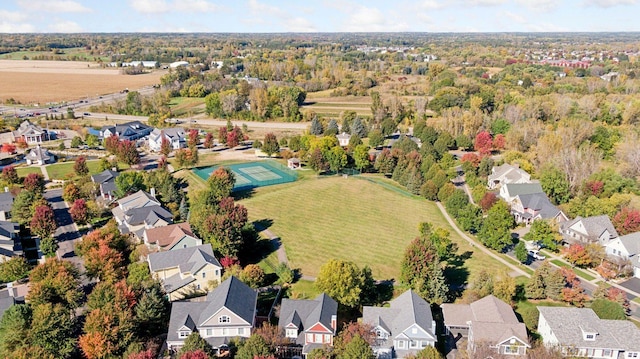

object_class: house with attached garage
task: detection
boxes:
[362,290,437,358]
[91,169,119,201]
[537,306,640,358]
[111,189,173,238]
[101,121,152,141]
[487,163,532,190]
[166,276,257,352]
[143,222,202,252]
[147,243,222,301]
[148,128,186,152]
[560,215,618,246]
[604,231,640,278]
[442,295,530,356]
[510,192,569,225]
[279,293,338,356]
[499,182,544,203]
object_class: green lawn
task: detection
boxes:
[16,166,44,177]
[550,259,597,281]
[239,174,508,281]
[501,255,534,275]
[45,160,105,180]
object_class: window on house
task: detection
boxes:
[286,329,297,338]
[603,350,612,357]
[314,334,322,343]
[324,334,331,343]
[238,328,245,336]
[178,330,190,338]
[222,328,229,336]
[397,341,406,349]
[586,334,594,340]
[183,244,187,248]
[215,269,220,276]
[421,341,428,348]
[412,328,418,334]
[206,329,213,337]
[219,315,230,323]
[375,329,385,338]
[196,284,200,290]
[202,272,206,278]
[410,341,418,349]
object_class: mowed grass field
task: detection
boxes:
[240,174,507,280]
[0,60,164,103]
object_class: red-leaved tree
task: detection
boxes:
[70,199,89,225]
[31,205,57,239]
[203,132,214,149]
[1,165,19,184]
[479,192,498,212]
[187,129,199,148]
[104,135,120,154]
[160,136,172,157]
[612,207,640,235]
[179,350,209,359]
[1,143,16,154]
[128,349,155,359]
[23,172,45,193]
[118,140,140,165]
[460,153,480,168]
[74,156,89,176]
[584,180,604,197]
[493,134,506,150]
[474,131,493,156]
[560,267,587,307]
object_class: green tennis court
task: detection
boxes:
[193,161,297,191]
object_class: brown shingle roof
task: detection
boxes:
[145,222,196,248]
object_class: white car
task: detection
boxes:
[528,250,546,261]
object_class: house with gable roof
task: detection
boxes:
[362,290,437,358]
[101,121,152,141]
[511,192,568,225]
[279,293,338,356]
[166,276,257,352]
[111,190,173,238]
[25,144,54,165]
[143,222,202,252]
[604,232,640,278]
[0,221,21,261]
[336,132,352,147]
[13,120,47,144]
[488,163,532,189]
[499,182,544,203]
[91,169,119,201]
[560,215,618,246]
[148,127,186,152]
[537,306,640,358]
[442,295,530,356]
[148,243,222,301]
[0,191,14,221]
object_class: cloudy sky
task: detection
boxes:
[0,0,639,33]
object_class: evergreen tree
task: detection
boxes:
[135,284,170,337]
[351,118,368,138]
[310,117,324,135]
[325,119,339,136]
[341,117,351,134]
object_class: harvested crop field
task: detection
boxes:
[0,60,164,103]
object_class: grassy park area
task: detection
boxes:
[240,173,508,281]
[45,160,104,180]
[15,166,43,177]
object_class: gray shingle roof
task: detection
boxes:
[124,205,173,226]
[503,183,544,197]
[117,190,160,211]
[279,293,338,345]
[489,164,530,183]
[148,243,221,273]
[561,215,618,241]
[537,306,640,351]
[516,193,562,220]
[91,169,119,184]
[0,192,14,214]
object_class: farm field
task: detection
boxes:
[0,60,164,103]
[240,173,508,281]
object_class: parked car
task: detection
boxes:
[528,250,546,261]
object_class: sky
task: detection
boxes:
[1,0,639,33]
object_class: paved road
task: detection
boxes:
[44,189,82,265]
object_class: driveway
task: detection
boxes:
[44,189,83,266]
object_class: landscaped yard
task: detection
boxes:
[45,160,104,180]
[15,166,43,177]
[240,173,509,281]
[550,259,597,281]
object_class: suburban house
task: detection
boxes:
[148,128,186,152]
[279,293,338,356]
[143,222,202,252]
[537,306,640,358]
[0,221,21,261]
[362,290,437,358]
[510,192,568,225]
[487,164,531,189]
[0,191,14,221]
[166,276,257,352]
[0,287,19,320]
[91,169,120,201]
[25,145,54,165]
[560,215,618,245]
[336,132,352,147]
[111,190,173,238]
[604,232,640,278]
[498,182,544,203]
[147,243,222,301]
[442,295,530,356]
[101,121,152,141]
[13,120,47,144]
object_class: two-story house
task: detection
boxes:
[101,121,152,141]
[279,293,338,356]
[166,276,257,352]
[442,295,530,356]
[143,222,202,252]
[499,182,544,203]
[362,290,437,358]
[0,221,21,261]
[148,128,186,152]
[538,306,640,358]
[488,164,532,190]
[147,243,222,301]
[91,169,119,201]
[0,191,14,221]
[111,190,173,238]
[604,232,640,278]
[560,215,618,246]
[13,120,47,144]
[511,193,569,225]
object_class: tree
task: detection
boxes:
[308,148,328,173]
[401,234,448,304]
[160,136,172,157]
[315,259,363,308]
[1,165,18,184]
[612,207,640,235]
[353,144,371,171]
[374,148,395,175]
[80,306,135,359]
[74,156,89,176]
[70,198,89,225]
[23,173,45,194]
[0,304,32,356]
[474,131,493,156]
[135,284,170,337]
[340,335,373,359]
[31,205,57,239]
[115,171,146,197]
[28,259,82,310]
[341,117,351,134]
[62,181,81,203]
[524,220,561,251]
[203,132,214,149]
[262,133,279,157]
[515,242,528,263]
[187,129,199,148]
[29,302,77,358]
[368,129,384,148]
[118,140,140,165]
[207,167,235,200]
[325,119,339,136]
[539,166,571,205]
[326,145,347,172]
[493,273,517,303]
[560,267,587,306]
[11,190,44,225]
[39,237,58,258]
[478,192,498,212]
[80,233,124,283]
[236,334,273,359]
[0,143,16,154]
[351,118,368,138]
[310,116,324,135]
[241,264,265,288]
[180,351,209,359]
[0,257,30,283]
[478,201,515,251]
[226,126,243,148]
[178,332,215,358]
[591,298,626,320]
[405,346,443,359]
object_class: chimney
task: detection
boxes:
[150,188,156,198]
[331,314,337,332]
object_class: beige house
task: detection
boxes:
[111,190,173,238]
[147,243,222,301]
[488,164,531,190]
[143,222,202,252]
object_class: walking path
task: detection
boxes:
[39,165,49,181]
[435,202,531,278]
[258,228,316,281]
